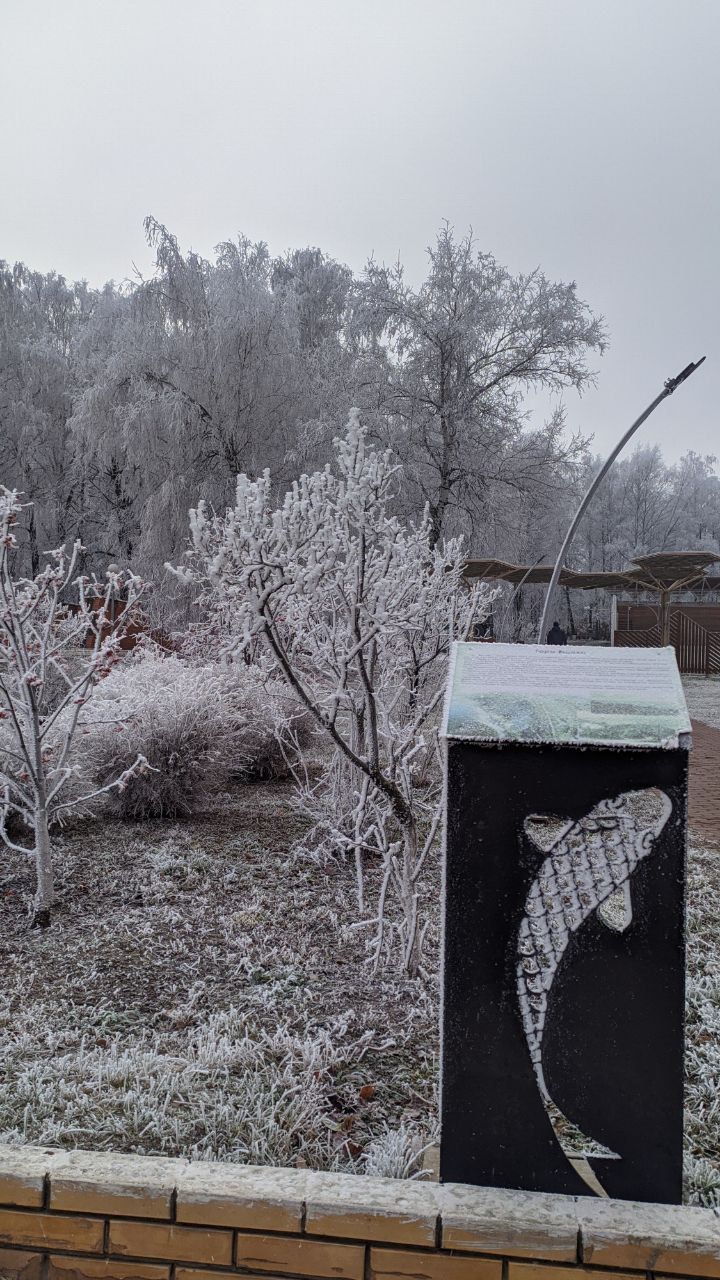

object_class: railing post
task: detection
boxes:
[660,589,671,646]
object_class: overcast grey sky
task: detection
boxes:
[2,0,717,459]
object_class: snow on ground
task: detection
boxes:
[0,774,718,1201]
[0,780,439,1178]
[685,841,720,1205]
[682,676,720,731]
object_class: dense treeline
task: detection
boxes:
[2,219,719,603]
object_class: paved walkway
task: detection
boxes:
[689,718,720,846]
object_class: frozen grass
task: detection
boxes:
[684,840,720,1205]
[0,775,717,1199]
[0,780,438,1177]
[679,669,720,1208]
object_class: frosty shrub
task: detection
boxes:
[238,681,314,782]
[72,649,308,820]
[171,411,494,975]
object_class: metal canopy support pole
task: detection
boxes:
[538,359,706,644]
[660,588,671,646]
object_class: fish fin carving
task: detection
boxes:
[597,881,633,933]
[523,814,575,854]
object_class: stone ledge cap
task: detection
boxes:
[176,1162,306,1232]
[48,1151,188,1218]
[0,1146,61,1208]
[439,1185,580,1261]
[577,1197,720,1275]
[2,1143,720,1277]
[304,1169,439,1246]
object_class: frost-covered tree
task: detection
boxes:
[575,447,720,572]
[5,220,718,608]
[70,221,329,576]
[673,452,720,551]
[172,411,492,976]
[271,246,353,351]
[352,224,606,546]
[0,263,96,574]
[0,490,147,926]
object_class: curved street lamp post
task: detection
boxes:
[538,358,707,644]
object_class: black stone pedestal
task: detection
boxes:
[440,643,690,1204]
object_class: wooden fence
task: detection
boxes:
[614,609,720,675]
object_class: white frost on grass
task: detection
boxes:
[0,783,438,1176]
[684,841,720,1205]
[361,1123,432,1180]
[0,992,375,1168]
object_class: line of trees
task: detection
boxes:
[2,220,719,601]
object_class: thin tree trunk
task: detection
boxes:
[428,413,452,551]
[399,818,421,978]
[27,507,40,577]
[31,806,54,928]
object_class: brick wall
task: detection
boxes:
[0,1146,719,1280]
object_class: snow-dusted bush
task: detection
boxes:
[172,411,494,975]
[72,650,309,820]
[236,681,314,782]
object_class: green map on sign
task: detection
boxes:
[444,643,691,750]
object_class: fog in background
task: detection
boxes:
[2,0,718,458]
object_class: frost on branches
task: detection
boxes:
[0,489,148,927]
[173,412,494,976]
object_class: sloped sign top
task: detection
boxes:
[443,642,691,749]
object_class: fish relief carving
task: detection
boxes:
[516,788,672,1183]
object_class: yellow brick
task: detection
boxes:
[372,1246,503,1279]
[177,1273,291,1280]
[0,1210,104,1255]
[235,1231,365,1279]
[0,1248,43,1280]
[49,1257,170,1280]
[175,1273,235,1280]
[108,1221,231,1268]
[655,1272,720,1280]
